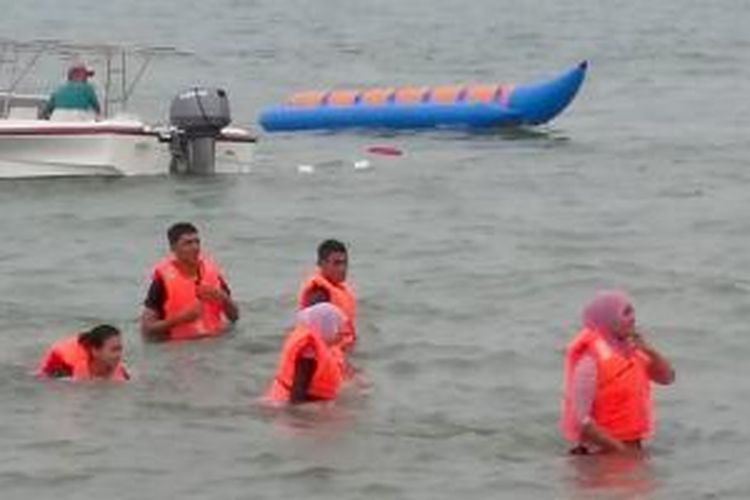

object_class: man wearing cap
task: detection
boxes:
[43,63,101,121]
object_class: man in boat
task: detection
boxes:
[140,222,239,342]
[43,63,101,121]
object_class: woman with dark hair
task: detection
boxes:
[36,324,129,381]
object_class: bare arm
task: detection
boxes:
[140,307,170,341]
[632,332,676,385]
[140,305,200,341]
[580,421,629,453]
[221,292,239,322]
[197,280,239,322]
[290,356,317,404]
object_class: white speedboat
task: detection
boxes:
[0,40,257,178]
[0,114,256,178]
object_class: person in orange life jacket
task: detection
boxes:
[561,290,675,455]
[298,239,357,352]
[140,222,239,341]
[36,324,129,381]
[265,303,346,404]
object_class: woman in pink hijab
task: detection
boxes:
[561,290,675,455]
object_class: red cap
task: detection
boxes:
[68,63,95,79]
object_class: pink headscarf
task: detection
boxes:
[296,303,345,344]
[581,289,634,336]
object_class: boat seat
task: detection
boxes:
[49,109,97,122]
[287,91,327,107]
[393,86,429,104]
[1,93,47,119]
[429,85,465,104]
[325,89,360,106]
[361,87,394,105]
[465,85,501,103]
[7,106,42,120]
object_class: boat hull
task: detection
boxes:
[0,120,255,178]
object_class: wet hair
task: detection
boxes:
[79,324,121,349]
[167,222,198,246]
[317,239,347,263]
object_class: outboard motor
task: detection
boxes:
[168,87,231,174]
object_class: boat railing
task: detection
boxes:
[0,39,194,119]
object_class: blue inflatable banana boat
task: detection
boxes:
[259,61,587,132]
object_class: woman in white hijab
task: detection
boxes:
[264,303,347,404]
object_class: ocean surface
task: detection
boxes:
[1,1,750,498]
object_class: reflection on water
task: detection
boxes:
[254,374,371,438]
[564,451,657,499]
[260,402,359,436]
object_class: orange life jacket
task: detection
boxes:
[153,253,229,341]
[264,324,344,402]
[297,268,357,350]
[561,328,653,442]
[36,335,129,381]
